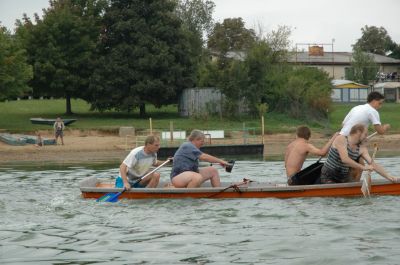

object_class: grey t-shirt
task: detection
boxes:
[170,142,202,178]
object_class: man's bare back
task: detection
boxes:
[285,139,309,177]
[285,131,338,179]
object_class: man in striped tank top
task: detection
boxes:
[320,124,397,184]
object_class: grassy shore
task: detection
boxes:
[0,99,399,133]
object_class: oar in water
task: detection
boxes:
[361,143,378,198]
[97,158,172,202]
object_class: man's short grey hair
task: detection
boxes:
[145,135,160,145]
[188,129,205,141]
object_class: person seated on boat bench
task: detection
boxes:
[170,129,230,188]
[320,124,397,184]
[285,126,338,185]
[120,135,166,189]
[340,91,390,180]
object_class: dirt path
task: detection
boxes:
[1,130,400,164]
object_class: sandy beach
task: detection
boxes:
[1,130,400,164]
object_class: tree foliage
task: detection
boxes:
[88,0,194,116]
[347,47,378,85]
[207,17,256,57]
[353,25,395,55]
[16,0,106,114]
[174,0,215,87]
[0,27,32,101]
[175,0,215,38]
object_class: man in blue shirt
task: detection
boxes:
[171,130,230,188]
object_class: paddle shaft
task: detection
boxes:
[132,158,172,185]
[366,131,378,141]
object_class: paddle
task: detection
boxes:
[361,143,378,198]
[209,160,235,172]
[97,158,172,202]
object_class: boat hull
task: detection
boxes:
[0,133,56,146]
[80,177,400,200]
[30,118,77,126]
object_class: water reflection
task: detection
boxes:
[1,157,400,264]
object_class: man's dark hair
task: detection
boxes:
[296,126,311,140]
[367,91,384,103]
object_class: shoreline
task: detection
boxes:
[1,131,400,165]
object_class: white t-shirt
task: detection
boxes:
[340,103,381,136]
[122,146,157,179]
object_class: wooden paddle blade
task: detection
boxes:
[361,175,371,198]
[361,179,369,197]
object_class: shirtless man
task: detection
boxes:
[285,126,338,185]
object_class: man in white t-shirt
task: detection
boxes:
[340,91,390,136]
[120,135,164,189]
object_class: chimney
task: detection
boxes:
[309,45,324,56]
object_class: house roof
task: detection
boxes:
[289,52,400,65]
[331,79,369,88]
[374,82,400,89]
[214,50,400,65]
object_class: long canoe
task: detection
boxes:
[80,176,400,200]
[0,133,56,146]
[30,118,77,126]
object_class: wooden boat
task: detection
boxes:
[30,118,77,126]
[0,133,56,146]
[80,176,400,200]
[0,133,27,146]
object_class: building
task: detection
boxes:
[331,79,369,103]
[373,82,400,103]
[291,45,400,80]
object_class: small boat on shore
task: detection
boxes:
[0,133,56,146]
[30,118,77,126]
[80,176,400,200]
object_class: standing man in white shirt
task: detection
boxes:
[340,91,390,136]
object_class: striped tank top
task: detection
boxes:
[324,137,360,177]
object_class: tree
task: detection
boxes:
[175,0,215,39]
[353,25,395,55]
[88,0,194,116]
[244,26,292,115]
[207,17,256,58]
[174,0,215,86]
[347,47,378,85]
[0,26,32,101]
[16,0,106,114]
[283,67,332,119]
[388,43,400,59]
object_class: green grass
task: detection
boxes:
[0,99,399,133]
[329,103,400,133]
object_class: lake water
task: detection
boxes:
[1,157,400,265]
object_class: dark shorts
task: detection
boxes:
[128,179,146,188]
[320,166,352,184]
[287,162,324,186]
[287,174,300,185]
[55,130,63,137]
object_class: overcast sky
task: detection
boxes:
[1,0,399,52]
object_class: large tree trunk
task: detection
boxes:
[65,93,73,115]
[139,103,146,117]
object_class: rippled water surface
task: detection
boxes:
[1,158,400,265]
